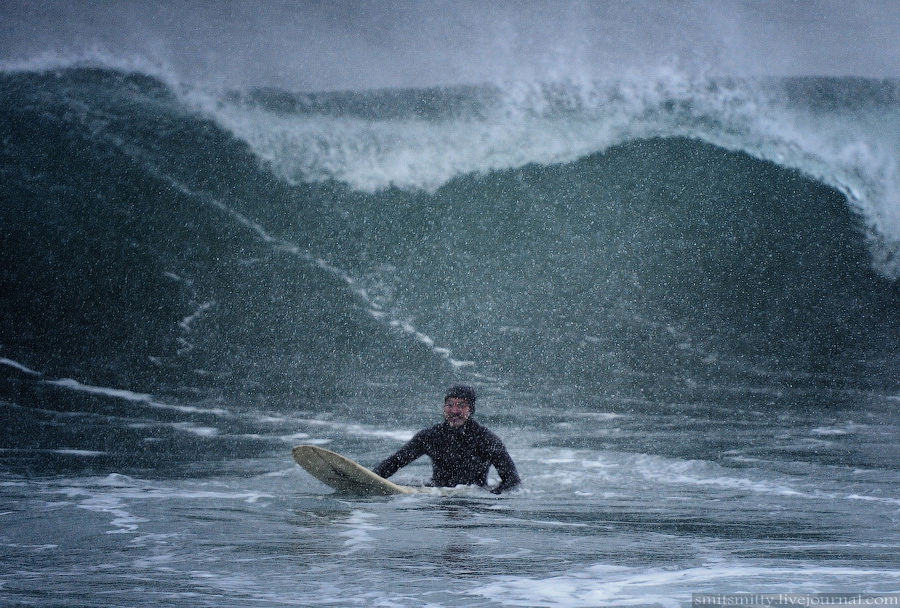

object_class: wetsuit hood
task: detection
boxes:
[444,384,477,413]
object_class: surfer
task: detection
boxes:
[372,385,521,494]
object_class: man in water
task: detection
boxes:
[372,385,521,494]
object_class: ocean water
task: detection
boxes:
[1,63,899,607]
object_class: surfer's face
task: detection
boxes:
[443,398,471,428]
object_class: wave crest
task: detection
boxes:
[192,74,900,276]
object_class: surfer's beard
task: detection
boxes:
[445,414,467,428]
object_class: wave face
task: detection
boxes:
[1,68,898,470]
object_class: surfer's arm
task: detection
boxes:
[488,441,521,494]
[372,433,427,479]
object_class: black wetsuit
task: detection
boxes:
[372,418,520,494]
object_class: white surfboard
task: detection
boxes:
[292,445,420,496]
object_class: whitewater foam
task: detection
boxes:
[471,563,900,608]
